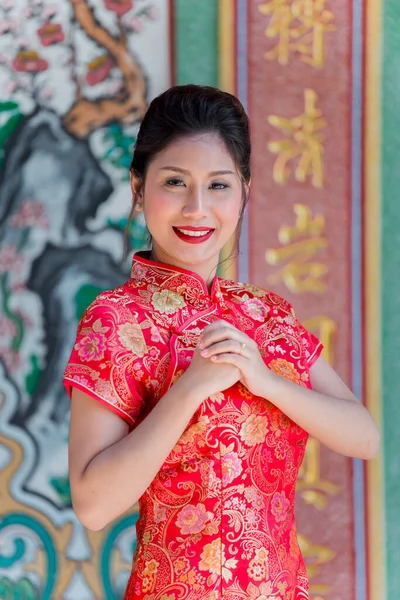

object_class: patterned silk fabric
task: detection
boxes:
[64,251,323,600]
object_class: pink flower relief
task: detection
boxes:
[15,37,30,48]
[0,315,17,340]
[61,50,73,66]
[13,50,48,73]
[2,0,15,10]
[128,16,142,32]
[18,77,30,89]
[85,55,114,86]
[0,244,23,275]
[0,19,18,35]
[39,88,53,100]
[10,282,24,293]
[4,80,17,94]
[75,331,107,362]
[104,0,133,17]
[176,503,211,535]
[108,79,123,95]
[271,491,290,523]
[11,200,49,229]
[221,451,243,485]
[41,5,57,20]
[0,348,23,373]
[37,22,65,46]
[13,308,33,329]
[146,5,157,20]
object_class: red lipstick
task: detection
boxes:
[172,226,215,244]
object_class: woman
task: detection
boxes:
[65,85,379,600]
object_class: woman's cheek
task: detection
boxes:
[145,192,176,224]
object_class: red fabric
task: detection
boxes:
[64,252,323,600]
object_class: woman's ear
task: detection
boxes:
[239,178,250,218]
[245,178,251,195]
[129,171,144,211]
[129,171,142,196]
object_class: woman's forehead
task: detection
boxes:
[149,133,237,172]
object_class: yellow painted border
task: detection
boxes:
[218,0,238,281]
[219,0,235,94]
[365,0,386,598]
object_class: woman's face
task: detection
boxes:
[131,133,245,284]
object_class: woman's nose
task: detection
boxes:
[181,188,208,218]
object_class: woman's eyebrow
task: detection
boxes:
[159,166,235,176]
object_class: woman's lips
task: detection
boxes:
[172,226,215,244]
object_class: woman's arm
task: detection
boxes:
[199,320,380,460]
[258,356,380,459]
[68,346,240,531]
[69,376,202,531]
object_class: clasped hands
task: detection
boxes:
[198,319,275,398]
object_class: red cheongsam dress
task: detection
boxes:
[64,251,323,600]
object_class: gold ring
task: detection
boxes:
[239,342,246,356]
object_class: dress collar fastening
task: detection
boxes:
[130,251,225,311]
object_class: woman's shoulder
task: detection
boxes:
[219,278,295,315]
[78,281,145,323]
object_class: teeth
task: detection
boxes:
[176,228,212,237]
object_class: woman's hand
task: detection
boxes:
[181,343,241,403]
[198,320,271,398]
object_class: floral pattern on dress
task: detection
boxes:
[64,251,323,600]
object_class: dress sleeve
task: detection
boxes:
[63,298,145,428]
[267,291,324,369]
[286,301,323,368]
[293,314,323,368]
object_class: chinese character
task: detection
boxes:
[259,0,336,68]
[268,89,326,188]
[265,204,327,293]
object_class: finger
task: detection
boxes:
[201,320,238,335]
[200,326,244,350]
[204,319,236,329]
[201,339,247,358]
[209,353,248,367]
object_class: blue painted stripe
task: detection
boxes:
[351,0,367,598]
[237,0,249,284]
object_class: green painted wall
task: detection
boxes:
[174,0,219,86]
[382,0,400,596]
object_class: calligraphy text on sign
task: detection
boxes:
[259,0,336,68]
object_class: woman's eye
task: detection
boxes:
[211,182,229,190]
[166,178,185,187]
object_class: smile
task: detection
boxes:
[173,227,215,244]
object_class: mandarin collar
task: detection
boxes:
[130,251,225,309]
